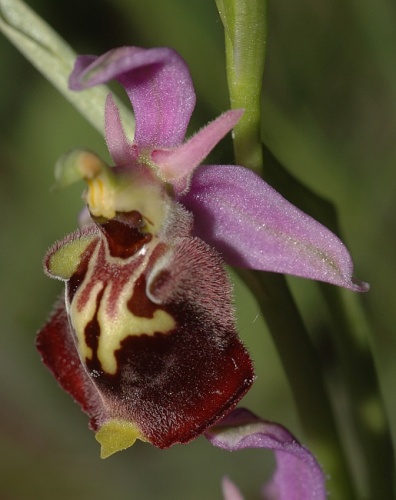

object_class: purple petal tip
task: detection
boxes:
[206,408,327,500]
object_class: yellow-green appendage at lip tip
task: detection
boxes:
[96,419,146,458]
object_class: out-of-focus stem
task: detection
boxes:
[0,0,134,137]
[216,0,358,497]
[320,283,395,499]
[238,269,357,499]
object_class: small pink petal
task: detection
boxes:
[151,109,244,188]
[205,408,327,500]
[69,47,195,149]
[222,476,244,500]
[180,165,369,292]
[105,95,138,165]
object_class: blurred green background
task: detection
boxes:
[1,0,396,498]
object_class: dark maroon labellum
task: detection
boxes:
[38,209,254,452]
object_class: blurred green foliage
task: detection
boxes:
[1,0,395,498]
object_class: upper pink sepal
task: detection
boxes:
[221,477,244,500]
[180,165,369,292]
[69,47,195,149]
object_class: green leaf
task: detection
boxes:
[0,0,134,138]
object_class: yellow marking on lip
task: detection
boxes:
[67,244,175,375]
[83,256,176,375]
[66,230,175,375]
[69,280,104,363]
[97,303,176,375]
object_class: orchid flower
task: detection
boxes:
[37,46,365,471]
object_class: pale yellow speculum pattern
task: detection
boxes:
[95,419,146,458]
[96,282,176,375]
[68,244,176,375]
[97,309,175,375]
[70,280,105,363]
[48,235,97,280]
[68,243,103,363]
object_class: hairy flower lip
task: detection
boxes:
[39,221,255,452]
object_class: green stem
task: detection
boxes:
[215,0,266,172]
[320,284,395,499]
[217,1,359,496]
[238,270,357,499]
